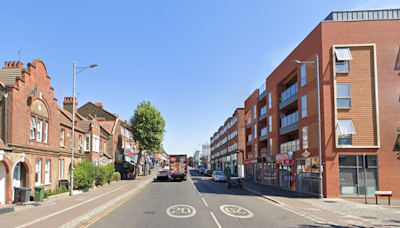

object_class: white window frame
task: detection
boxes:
[36,118,43,142]
[30,116,36,139]
[301,95,307,119]
[85,134,91,151]
[92,134,100,152]
[35,159,42,185]
[300,63,306,87]
[337,83,351,109]
[269,138,273,155]
[45,159,51,185]
[60,129,65,147]
[337,119,356,135]
[78,135,83,150]
[44,121,48,143]
[104,141,107,153]
[268,115,272,133]
[268,92,271,109]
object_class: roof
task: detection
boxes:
[324,8,400,21]
[78,102,117,120]
[77,120,92,131]
[0,67,23,85]
[99,121,114,135]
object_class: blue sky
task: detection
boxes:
[1,0,399,157]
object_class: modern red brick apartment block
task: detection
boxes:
[210,108,245,177]
[258,8,400,198]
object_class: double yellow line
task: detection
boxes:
[79,187,145,228]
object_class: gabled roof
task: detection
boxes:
[78,102,117,120]
[99,121,114,135]
[78,120,92,131]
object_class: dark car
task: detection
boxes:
[204,169,213,176]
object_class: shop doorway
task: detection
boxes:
[279,164,292,189]
[0,162,6,204]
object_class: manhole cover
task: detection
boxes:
[31,203,41,207]
[143,211,155,214]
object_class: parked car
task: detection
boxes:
[164,166,170,172]
[196,166,204,172]
[199,168,206,174]
[212,171,226,182]
[204,169,213,176]
[157,170,169,180]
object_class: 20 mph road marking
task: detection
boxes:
[166,205,196,218]
[220,205,254,219]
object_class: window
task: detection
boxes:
[44,121,48,143]
[104,141,107,153]
[60,159,65,179]
[60,129,65,147]
[45,159,51,184]
[36,119,43,142]
[301,95,307,119]
[254,144,257,158]
[268,92,272,109]
[30,116,36,139]
[254,124,257,139]
[85,134,91,151]
[269,138,273,155]
[35,159,42,184]
[268,116,272,132]
[337,120,356,145]
[253,105,256,119]
[302,126,308,150]
[337,84,351,109]
[300,64,306,87]
[335,47,352,73]
[78,135,83,150]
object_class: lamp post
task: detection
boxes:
[70,62,97,196]
[291,55,323,199]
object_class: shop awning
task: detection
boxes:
[129,162,137,166]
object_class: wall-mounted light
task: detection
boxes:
[21,153,26,162]
[288,151,293,159]
[0,150,5,161]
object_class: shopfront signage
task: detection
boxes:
[283,159,294,166]
[124,156,131,163]
[275,153,289,164]
[302,150,311,158]
[245,160,252,165]
[250,160,257,164]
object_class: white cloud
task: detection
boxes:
[355,0,400,10]
[265,44,298,69]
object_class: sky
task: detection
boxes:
[1,0,399,157]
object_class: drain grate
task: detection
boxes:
[30,203,41,207]
[143,211,155,214]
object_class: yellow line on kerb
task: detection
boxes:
[79,187,145,228]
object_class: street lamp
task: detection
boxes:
[70,61,97,196]
[291,55,323,199]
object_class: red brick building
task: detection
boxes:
[258,8,400,198]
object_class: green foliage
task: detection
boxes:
[113,172,121,181]
[74,159,99,189]
[130,101,166,179]
[44,185,68,198]
[97,163,115,185]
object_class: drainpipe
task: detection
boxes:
[4,92,8,145]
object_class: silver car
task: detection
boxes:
[212,171,226,182]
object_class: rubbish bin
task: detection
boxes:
[14,187,31,204]
[34,186,45,202]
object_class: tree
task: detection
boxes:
[188,156,193,167]
[130,101,166,179]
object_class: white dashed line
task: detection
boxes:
[202,198,208,207]
[210,212,223,228]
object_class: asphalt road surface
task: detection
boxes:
[81,170,329,228]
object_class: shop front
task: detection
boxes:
[276,153,292,189]
[296,157,320,194]
[263,155,276,186]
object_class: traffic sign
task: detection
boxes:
[283,159,294,165]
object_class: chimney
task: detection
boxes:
[63,96,78,114]
[95,102,103,109]
[4,61,24,68]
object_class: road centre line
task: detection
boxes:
[16,182,139,228]
[210,212,223,228]
[202,198,208,207]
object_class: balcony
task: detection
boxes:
[246,117,251,129]
[278,82,298,110]
[247,134,252,146]
[259,127,268,142]
[259,105,267,121]
[279,111,299,136]
[258,83,266,101]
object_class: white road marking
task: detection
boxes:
[220,205,254,219]
[210,212,222,228]
[202,198,208,207]
[166,205,196,218]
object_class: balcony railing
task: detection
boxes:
[259,127,268,141]
[279,139,300,153]
[246,117,252,129]
[279,110,299,135]
[279,122,299,136]
[259,105,267,122]
[279,82,298,110]
[258,83,266,101]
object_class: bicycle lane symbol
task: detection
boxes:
[166,205,196,218]
[220,205,254,219]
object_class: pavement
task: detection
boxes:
[242,178,400,227]
[0,169,160,228]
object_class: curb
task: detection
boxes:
[243,186,281,204]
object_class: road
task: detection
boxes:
[78,170,329,228]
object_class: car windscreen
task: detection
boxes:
[214,171,224,175]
